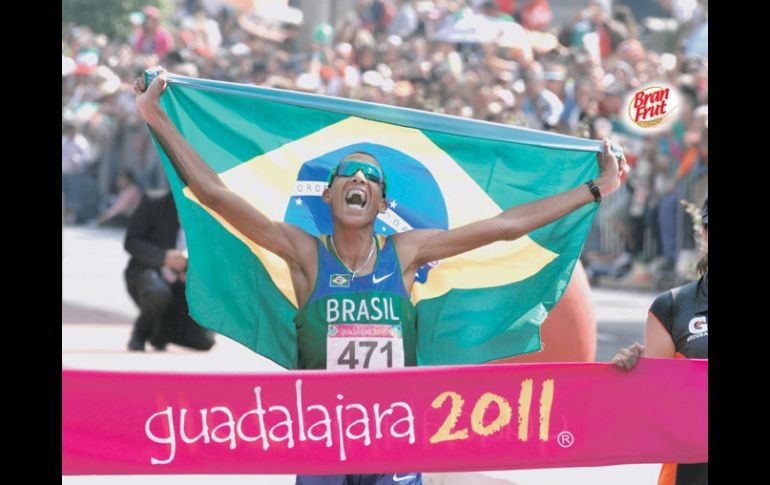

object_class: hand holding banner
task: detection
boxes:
[62,358,707,475]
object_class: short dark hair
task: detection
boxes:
[341,151,381,167]
[252,62,267,76]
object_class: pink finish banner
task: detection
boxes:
[62,359,707,475]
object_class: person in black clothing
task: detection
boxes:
[124,191,215,352]
[613,196,708,485]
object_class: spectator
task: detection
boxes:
[388,0,420,39]
[62,0,706,291]
[62,121,94,223]
[543,64,567,100]
[519,0,554,32]
[178,7,222,58]
[124,191,215,352]
[133,6,174,59]
[62,122,90,177]
[521,64,564,130]
[561,77,597,136]
[612,196,708,485]
[94,171,143,227]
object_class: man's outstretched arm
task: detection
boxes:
[394,138,628,272]
[133,72,315,266]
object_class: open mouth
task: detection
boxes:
[344,188,368,208]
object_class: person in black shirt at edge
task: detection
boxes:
[613,196,708,485]
[124,191,216,352]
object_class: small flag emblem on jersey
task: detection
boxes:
[330,274,351,288]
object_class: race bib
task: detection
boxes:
[326,324,404,370]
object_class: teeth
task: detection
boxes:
[345,188,367,207]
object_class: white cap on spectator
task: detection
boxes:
[387,35,403,48]
[362,70,385,87]
[62,56,76,77]
[75,50,99,74]
[230,43,251,56]
[544,70,565,82]
[600,73,616,90]
[176,63,199,78]
[494,87,515,107]
[660,53,677,71]
[335,42,353,58]
[377,63,393,79]
[295,73,320,91]
[344,66,360,87]
[95,65,121,97]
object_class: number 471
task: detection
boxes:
[338,341,393,369]
[429,379,555,444]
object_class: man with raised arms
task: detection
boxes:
[134,70,628,485]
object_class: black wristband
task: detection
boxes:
[586,180,602,203]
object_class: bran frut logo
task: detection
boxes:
[330,274,351,288]
[624,83,681,134]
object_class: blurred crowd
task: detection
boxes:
[62,0,707,289]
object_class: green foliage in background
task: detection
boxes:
[62,0,173,41]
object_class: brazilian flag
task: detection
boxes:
[151,74,603,369]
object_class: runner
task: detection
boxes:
[134,69,628,485]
